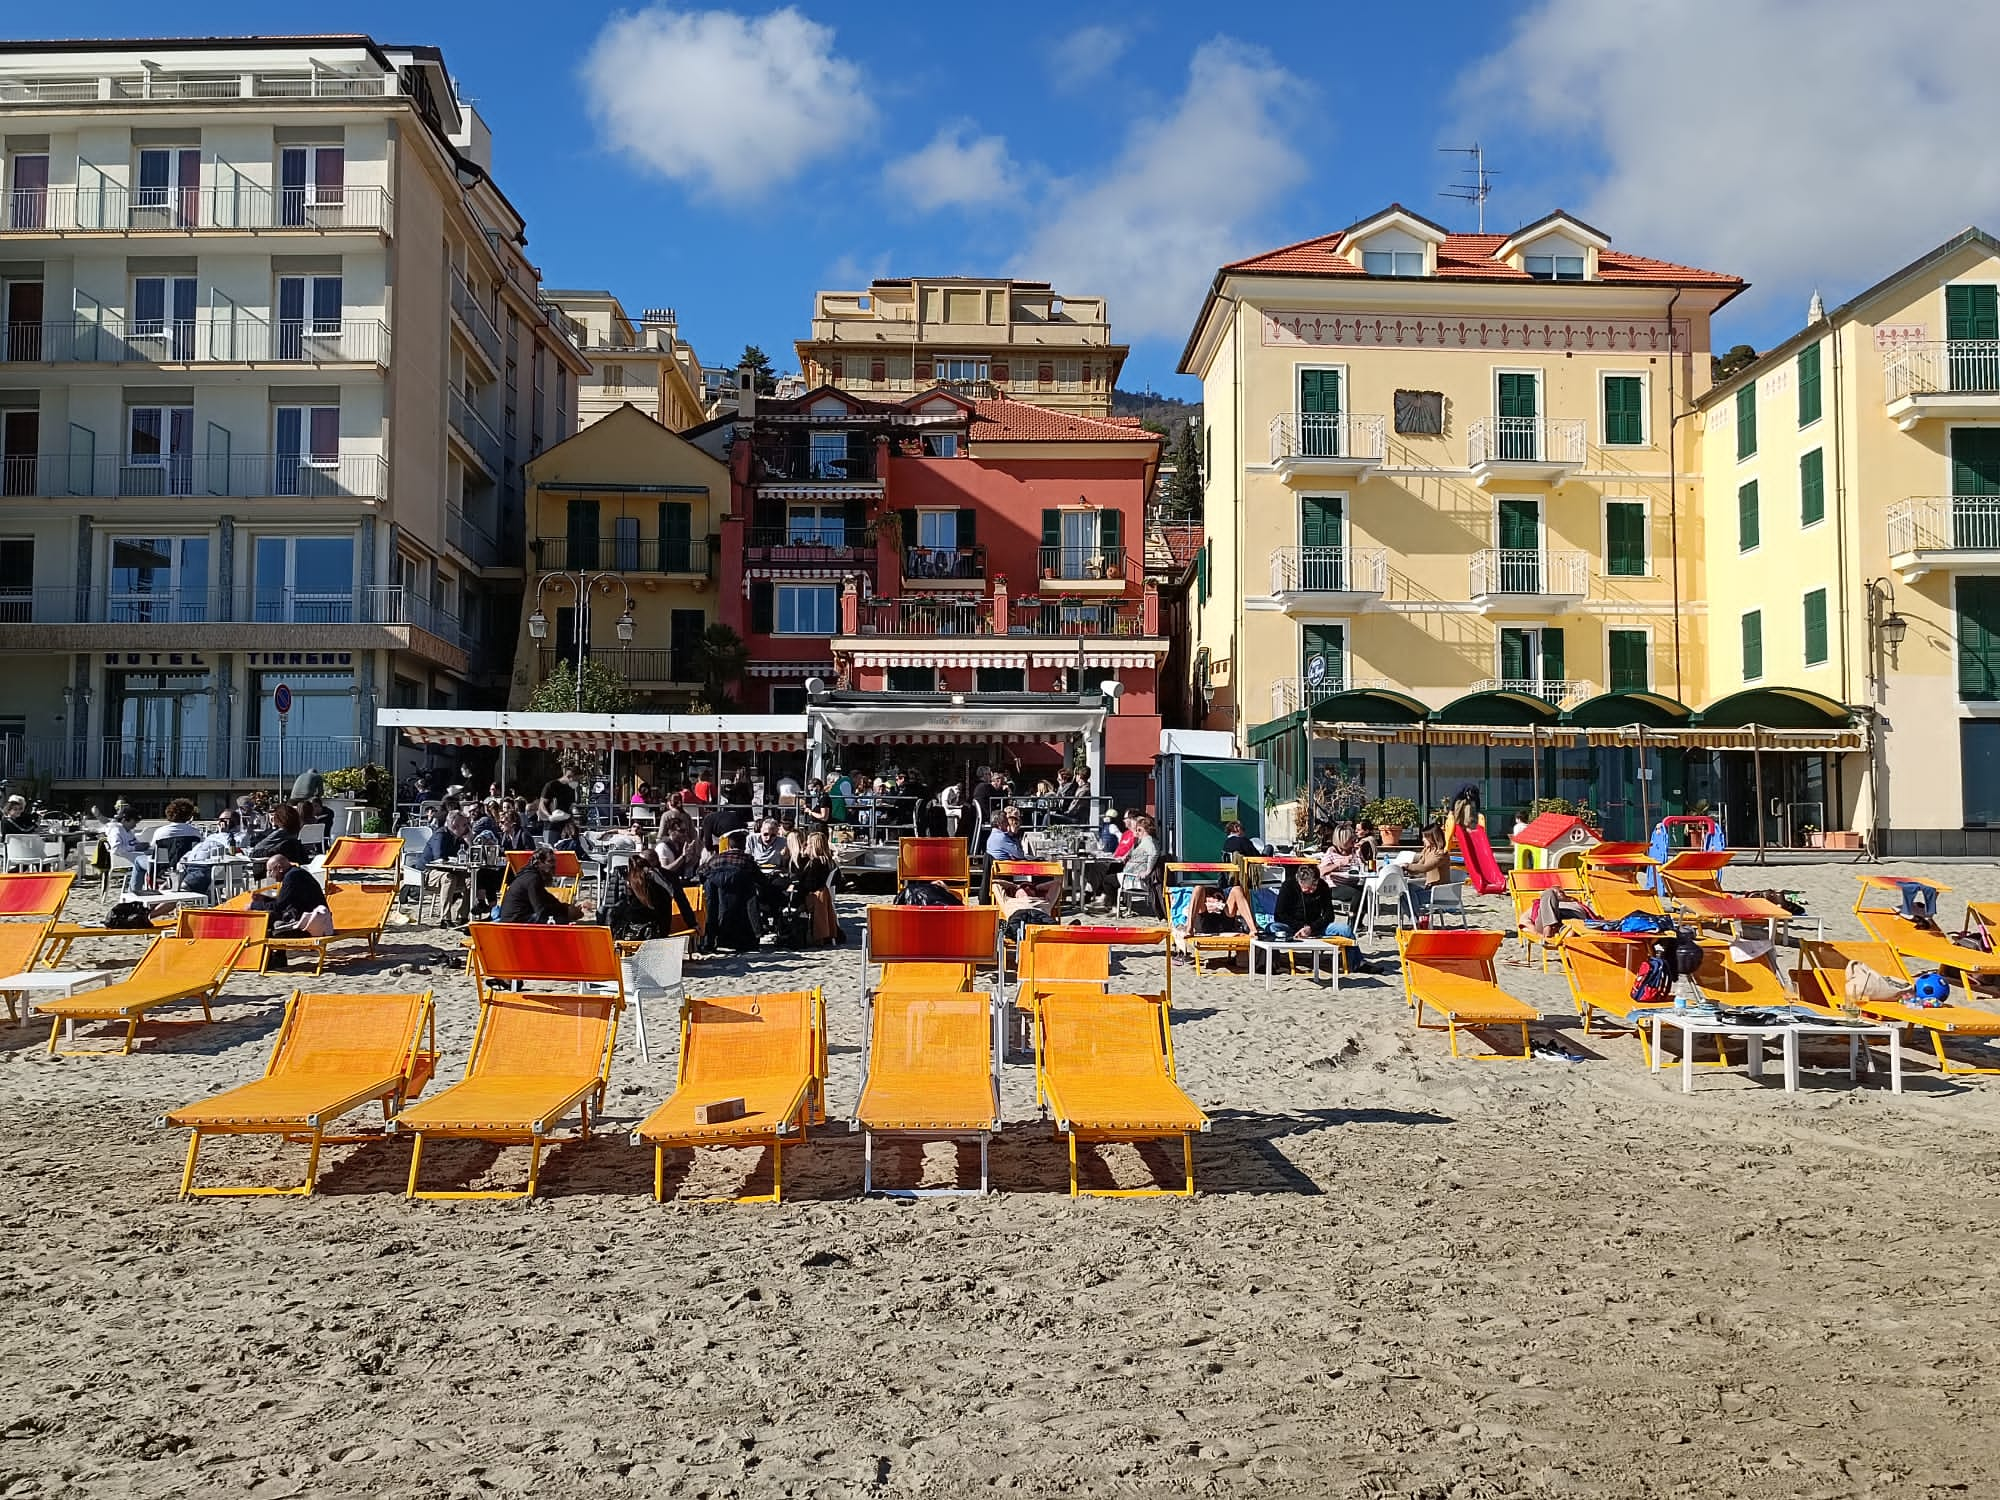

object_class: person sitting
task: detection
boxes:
[746,817,790,878]
[108,808,151,893]
[1274,862,1347,940]
[1116,814,1160,915]
[606,850,699,941]
[1,794,35,837]
[1220,819,1259,860]
[497,846,587,925]
[150,798,204,883]
[176,812,242,899]
[984,806,1029,863]
[542,809,584,855]
[986,807,1061,906]
[1191,878,1258,937]
[1404,823,1454,914]
[701,832,773,953]
[791,830,841,946]
[249,853,329,969]
[247,802,312,866]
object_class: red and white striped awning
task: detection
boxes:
[746,661,833,679]
[849,651,1029,668]
[755,483,883,500]
[744,567,860,586]
[377,709,806,754]
[1028,650,1159,667]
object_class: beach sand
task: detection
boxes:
[5,858,2000,1499]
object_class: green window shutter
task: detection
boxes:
[1736,383,1757,460]
[1497,498,1540,551]
[899,508,919,547]
[1803,588,1829,666]
[658,502,692,573]
[1299,369,1341,415]
[1499,628,1529,683]
[1195,543,1209,605]
[1497,372,1538,420]
[1040,509,1061,550]
[1301,622,1344,690]
[1797,342,1822,426]
[956,507,977,547]
[749,581,774,635]
[1300,494,1343,549]
[1605,501,1646,576]
[1603,376,1643,445]
[566,499,599,568]
[1946,284,1999,342]
[1959,577,2000,700]
[1742,610,1763,681]
[1738,480,1760,551]
[1098,507,1122,556]
[1951,428,2000,495]
[1541,627,1565,685]
[1608,629,1648,692]
[1799,449,1825,526]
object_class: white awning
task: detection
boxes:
[808,702,1107,743]
[377,708,806,753]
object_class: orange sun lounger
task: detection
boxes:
[1801,938,2000,1075]
[0,919,54,1020]
[1851,875,2000,979]
[1579,852,1665,921]
[219,880,397,973]
[1557,931,1672,1063]
[178,907,271,973]
[1015,923,1171,1099]
[164,989,438,1197]
[853,989,1004,1196]
[1659,851,1791,935]
[633,989,827,1204]
[0,870,75,919]
[1398,929,1539,1059]
[863,903,1004,995]
[1036,987,1207,1198]
[1167,861,1249,973]
[1506,869,1584,970]
[896,837,972,902]
[36,935,245,1056]
[320,836,406,874]
[395,989,621,1200]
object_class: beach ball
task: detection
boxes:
[1912,971,1951,1003]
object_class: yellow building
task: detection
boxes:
[1698,228,2000,853]
[544,291,708,433]
[797,278,1126,415]
[1180,206,1747,838]
[509,405,728,710]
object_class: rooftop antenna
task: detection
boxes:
[1439,144,1497,233]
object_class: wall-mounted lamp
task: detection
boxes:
[1865,576,1908,676]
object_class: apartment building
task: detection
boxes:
[1698,228,2000,853]
[0,35,585,799]
[544,290,707,433]
[1181,206,1758,837]
[796,278,1127,416]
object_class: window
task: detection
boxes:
[1525,254,1585,280]
[1797,341,1822,426]
[126,404,195,495]
[775,584,837,635]
[1958,576,2000,701]
[1054,356,1083,388]
[279,144,344,226]
[107,535,209,621]
[134,147,201,227]
[602,363,626,389]
[917,510,958,551]
[1607,629,1649,692]
[787,504,845,545]
[1301,622,1345,696]
[6,153,48,230]
[1803,588,1829,667]
[886,666,936,693]
[841,353,872,384]
[1800,448,1825,527]
[770,685,808,714]
[936,357,988,385]
[1741,609,1763,681]
[668,608,705,681]
[1498,626,1565,695]
[1604,501,1647,577]
[1602,375,1644,445]
[248,667,353,774]
[131,274,196,359]
[1362,250,1424,276]
[807,429,849,478]
[975,665,1024,693]
[0,537,32,620]
[274,405,340,495]
[253,535,355,622]
[107,666,212,777]
[1738,480,1760,552]
[921,432,958,457]
[276,273,342,358]
[1736,383,1757,460]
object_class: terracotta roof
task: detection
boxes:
[968,398,1161,445]
[1512,812,1587,849]
[1224,228,1741,289]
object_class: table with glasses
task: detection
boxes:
[1648,1006,1904,1094]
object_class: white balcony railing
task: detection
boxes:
[2,183,392,234]
[1473,678,1593,707]
[0,71,394,106]
[1268,546,1387,595]
[448,388,504,474]
[1466,416,1585,468]
[1883,341,2000,402]
[1268,412,1387,464]
[0,315,388,366]
[1269,675,1393,717]
[449,273,503,368]
[1887,496,2000,555]
[1469,548,1587,598]
[0,450,385,501]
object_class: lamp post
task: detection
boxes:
[527,571,636,712]
[1863,576,1909,695]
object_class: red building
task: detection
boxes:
[710,386,1165,799]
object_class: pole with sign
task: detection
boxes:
[273,683,292,793]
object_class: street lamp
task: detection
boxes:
[531,570,637,711]
[1865,575,1909,688]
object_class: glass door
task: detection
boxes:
[107,535,210,621]
[274,405,339,496]
[126,404,195,496]
[253,535,355,622]
[133,147,201,229]
[3,277,41,362]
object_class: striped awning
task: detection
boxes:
[1029,650,1159,667]
[851,651,1029,668]
[1308,721,1864,753]
[744,567,861,586]
[755,483,884,500]
[746,661,833,679]
[377,709,805,754]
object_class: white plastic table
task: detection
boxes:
[0,968,114,1026]
[127,889,206,909]
[1649,1011,1797,1093]
[1251,937,1346,991]
[1788,1017,1904,1093]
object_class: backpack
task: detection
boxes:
[895,880,961,907]
[104,900,154,931]
[1631,953,1672,1006]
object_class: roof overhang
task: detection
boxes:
[377,708,804,753]
[807,691,1109,744]
[1496,211,1613,261]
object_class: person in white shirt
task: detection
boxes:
[176,812,242,898]
[109,809,150,893]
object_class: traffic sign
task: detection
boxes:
[273,683,293,716]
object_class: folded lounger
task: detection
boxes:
[633,989,827,1204]
[164,989,437,1197]
[1398,929,1539,1059]
[1036,987,1207,1198]
[853,989,1003,1196]
[36,935,245,1056]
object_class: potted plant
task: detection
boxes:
[323,763,391,836]
[1365,796,1422,846]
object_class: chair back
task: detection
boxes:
[269,990,433,1081]
[1559,932,1649,1009]
[897,837,969,887]
[867,991,997,1088]
[132,935,247,990]
[155,834,200,874]
[680,989,820,1090]
[1374,865,1409,902]
[1801,938,1908,1002]
[177,908,271,971]
[5,832,43,867]
[504,848,583,879]
[1662,850,1733,876]
[470,992,618,1079]
[0,918,51,976]
[1039,991,1173,1080]
[1399,928,1503,982]
[325,882,395,930]
[0,869,74,917]
[1019,927,1111,988]
[468,920,622,989]
[324,836,404,874]
[865,904,1003,967]
[625,935,687,995]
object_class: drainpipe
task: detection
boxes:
[1665,289,1684,701]
[1232,300,1245,752]
[1828,322,1869,850]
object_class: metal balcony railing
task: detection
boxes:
[0,315,389,365]
[1884,340,2000,401]
[534,535,711,574]
[0,71,394,105]
[1269,675,1393,717]
[1466,416,1586,467]
[0,735,88,780]
[1887,495,2000,554]
[1469,548,1588,597]
[100,736,214,779]
[538,648,696,684]
[1473,678,1593,707]
[745,528,875,563]
[447,506,507,568]
[0,451,386,501]
[903,543,985,581]
[1267,412,1387,464]
[2,183,393,234]
[854,597,991,635]
[0,584,463,643]
[448,388,503,474]
[1268,546,1388,595]
[1006,599,1145,636]
[245,736,369,779]
[1037,544,1128,583]
[755,441,878,483]
[449,272,503,368]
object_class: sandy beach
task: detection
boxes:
[6,858,2000,1499]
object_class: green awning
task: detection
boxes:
[1431,688,1562,726]
[1562,689,1695,728]
[1304,687,1431,724]
[1693,687,1852,729]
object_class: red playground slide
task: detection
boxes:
[1455,823,1507,894]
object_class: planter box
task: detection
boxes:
[1821,831,1863,851]
[1806,832,1825,848]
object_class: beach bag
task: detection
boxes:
[104,900,153,930]
[1631,954,1672,1007]
[895,880,960,907]
[1844,962,1910,1002]
[297,905,335,939]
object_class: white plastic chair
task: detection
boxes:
[619,934,687,1065]
[1424,881,1469,929]
[1358,865,1418,935]
[3,833,53,872]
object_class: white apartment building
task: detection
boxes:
[544,291,707,433]
[0,35,586,800]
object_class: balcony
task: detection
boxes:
[448,388,502,477]
[1473,678,1594,709]
[2,183,393,236]
[1036,544,1128,593]
[745,528,876,571]
[855,597,992,636]
[534,535,711,576]
[0,70,394,105]
[0,315,389,367]
[1267,413,1387,482]
[244,737,370,780]
[1269,675,1394,718]
[753,440,879,486]
[0,451,386,501]
[1882,342,2000,428]
[1004,598,1147,637]
[1466,417,1585,486]
[903,543,986,589]
[449,272,503,373]
[1468,549,1588,614]
[538,648,696,686]
[1267,546,1388,612]
[446,505,507,569]
[0,733,368,784]
[1886,495,2000,581]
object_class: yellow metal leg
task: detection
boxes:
[654,1145,666,1202]
[405,1133,425,1198]
[1068,1132,1079,1198]
[180,1132,202,1199]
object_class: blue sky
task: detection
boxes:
[42,1,2000,393]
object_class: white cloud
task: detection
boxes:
[884,125,1022,212]
[580,6,872,203]
[1012,39,1311,342]
[1462,0,2000,328]
[1049,24,1130,91]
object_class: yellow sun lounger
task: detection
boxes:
[634,989,827,1204]
[853,989,1003,1196]
[1579,854,1666,921]
[394,990,621,1200]
[223,881,397,974]
[1506,869,1584,971]
[1557,931,1673,1064]
[1802,939,2000,1076]
[0,919,53,1020]
[164,990,438,1198]
[1398,929,1539,1059]
[36,935,245,1056]
[1036,988,1207,1198]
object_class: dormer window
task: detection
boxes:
[1526,254,1585,281]
[1363,250,1425,277]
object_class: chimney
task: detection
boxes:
[640,306,678,349]
[736,362,757,419]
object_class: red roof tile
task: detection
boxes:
[1224,227,1741,289]
[969,398,1161,445]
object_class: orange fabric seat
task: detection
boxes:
[165,990,436,1197]
[877,961,974,993]
[321,836,405,873]
[1037,989,1206,1197]
[854,990,1001,1195]
[0,870,74,918]
[0,919,53,1019]
[896,838,970,901]
[36,935,244,1055]
[1399,929,1537,1059]
[178,908,270,972]
[1506,869,1582,970]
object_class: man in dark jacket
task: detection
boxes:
[701,834,771,952]
[249,854,328,970]
[498,847,586,925]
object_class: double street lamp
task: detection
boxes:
[527,570,636,711]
